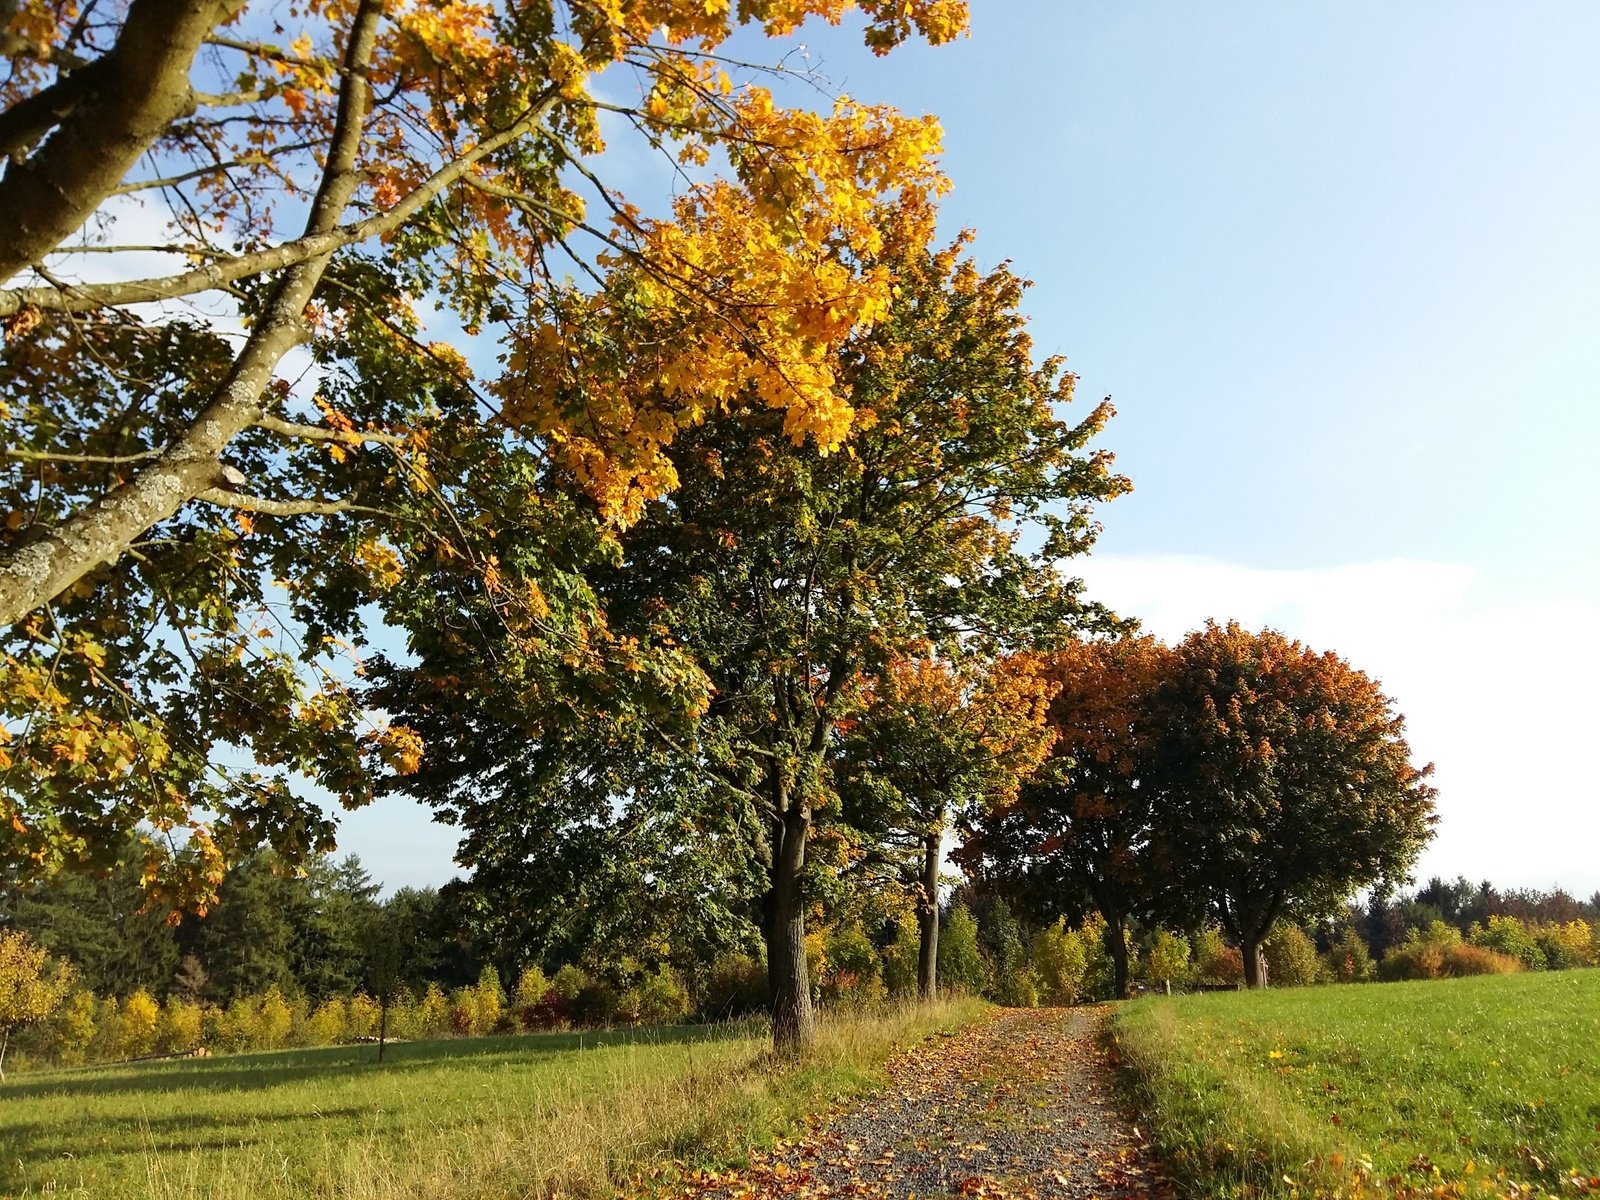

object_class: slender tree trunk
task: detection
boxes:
[768,797,814,1054]
[917,829,941,1000]
[377,993,388,1063]
[0,1026,8,1082]
[1107,912,1131,1000]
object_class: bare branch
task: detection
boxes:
[193,487,388,518]
[3,446,166,465]
[254,413,404,447]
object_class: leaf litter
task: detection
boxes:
[626,1007,1178,1200]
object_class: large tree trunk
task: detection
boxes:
[1241,933,1265,988]
[767,798,814,1055]
[0,0,243,285]
[1107,912,1132,1000]
[916,829,941,1000]
[0,1,381,629]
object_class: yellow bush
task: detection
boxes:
[347,992,380,1039]
[305,998,347,1045]
[156,995,204,1054]
[1031,918,1091,1004]
[52,990,98,1065]
[257,986,292,1048]
[119,989,160,1059]
[473,967,505,1034]
[418,982,450,1037]
[1146,929,1192,989]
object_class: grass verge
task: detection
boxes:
[1109,971,1600,1200]
[2,999,986,1199]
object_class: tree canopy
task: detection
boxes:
[959,634,1170,998]
[380,235,1128,1048]
[1151,622,1437,986]
[837,652,1058,998]
[0,0,966,906]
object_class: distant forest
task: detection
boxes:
[6,844,1596,1009]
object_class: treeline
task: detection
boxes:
[7,849,1597,1076]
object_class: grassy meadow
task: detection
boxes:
[1,1000,984,1199]
[1112,970,1600,1200]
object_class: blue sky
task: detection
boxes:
[335,2,1600,897]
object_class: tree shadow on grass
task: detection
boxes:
[0,1103,376,1187]
[0,1020,759,1104]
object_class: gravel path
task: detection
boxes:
[673,1007,1178,1200]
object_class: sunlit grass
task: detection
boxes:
[3,1000,985,1198]
[1111,971,1600,1199]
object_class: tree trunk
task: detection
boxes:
[917,829,941,1001]
[767,799,814,1055]
[0,0,381,629]
[377,993,388,1063]
[0,1026,8,1082]
[1107,913,1131,1000]
[0,0,242,285]
[1242,935,1264,988]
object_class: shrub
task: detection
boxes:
[980,901,1035,1007]
[1323,928,1376,983]
[347,992,381,1039]
[1192,927,1244,986]
[90,996,124,1060]
[880,918,921,998]
[215,997,262,1051]
[1468,915,1545,970]
[386,991,423,1040]
[1263,926,1324,987]
[1077,916,1123,1001]
[633,965,692,1026]
[699,952,768,1020]
[1380,940,1522,980]
[937,904,986,995]
[821,925,886,1008]
[157,995,204,1054]
[1533,920,1593,969]
[119,989,160,1059]
[473,966,505,1034]
[1031,919,1091,1004]
[513,965,549,1029]
[257,986,292,1048]
[569,979,622,1027]
[305,999,347,1046]
[1146,929,1192,990]
[418,982,451,1037]
[53,990,98,1065]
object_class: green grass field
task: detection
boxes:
[1,1000,983,1199]
[1111,970,1600,1200]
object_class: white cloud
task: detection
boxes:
[1071,554,1600,899]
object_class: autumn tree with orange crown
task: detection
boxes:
[957,634,1172,1000]
[1149,622,1438,988]
[0,0,966,905]
[836,653,1059,999]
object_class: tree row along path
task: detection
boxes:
[639,1008,1178,1200]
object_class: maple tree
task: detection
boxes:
[836,653,1057,999]
[0,0,965,904]
[959,635,1170,999]
[382,235,1127,1051]
[589,237,1124,1051]
[1148,622,1438,987]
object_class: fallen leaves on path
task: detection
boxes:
[626,1008,1177,1200]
